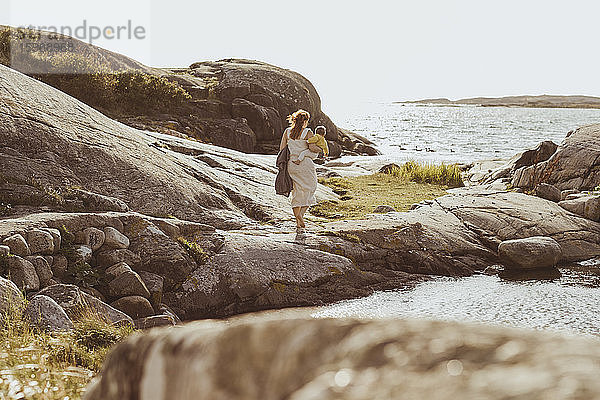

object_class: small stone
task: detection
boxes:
[558,197,589,217]
[373,205,396,213]
[133,314,176,330]
[51,255,68,278]
[96,249,140,268]
[0,245,10,256]
[81,287,106,302]
[38,284,133,327]
[27,229,55,255]
[108,271,151,299]
[153,220,180,238]
[139,271,164,306]
[24,295,73,332]
[43,255,54,266]
[8,256,40,291]
[158,303,181,324]
[2,234,30,257]
[584,196,600,221]
[535,183,561,203]
[72,245,93,264]
[40,228,61,252]
[103,227,130,249]
[561,189,580,201]
[498,236,562,269]
[80,227,105,251]
[105,262,133,279]
[25,256,53,288]
[111,296,154,319]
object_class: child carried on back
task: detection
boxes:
[298,125,329,161]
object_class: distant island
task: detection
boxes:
[399,95,600,109]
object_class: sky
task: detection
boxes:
[2,0,599,115]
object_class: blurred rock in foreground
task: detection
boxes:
[85,315,600,400]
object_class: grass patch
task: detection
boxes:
[0,294,135,399]
[311,173,449,220]
[382,160,464,187]
[177,237,209,265]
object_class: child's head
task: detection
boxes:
[315,126,326,136]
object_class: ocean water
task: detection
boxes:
[314,268,600,336]
[314,104,600,335]
[330,103,600,164]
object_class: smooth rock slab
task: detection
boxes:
[498,236,562,269]
[559,197,589,217]
[2,234,30,257]
[84,316,600,400]
[27,229,55,255]
[24,295,73,332]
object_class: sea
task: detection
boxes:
[316,103,600,336]
[329,102,600,164]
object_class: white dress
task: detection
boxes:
[286,127,318,208]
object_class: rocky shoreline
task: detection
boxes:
[2,30,600,399]
[402,94,600,109]
[2,59,600,325]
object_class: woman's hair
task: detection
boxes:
[287,109,310,139]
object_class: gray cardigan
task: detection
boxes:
[275,146,293,196]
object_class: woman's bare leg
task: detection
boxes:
[292,207,302,227]
[298,206,309,228]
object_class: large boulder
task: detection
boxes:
[2,234,30,256]
[512,124,600,190]
[2,27,371,157]
[164,231,363,319]
[84,316,600,400]
[7,255,39,291]
[498,237,562,269]
[26,229,55,254]
[24,295,73,332]
[0,64,336,227]
[472,141,558,185]
[192,59,339,149]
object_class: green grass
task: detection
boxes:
[311,171,451,220]
[0,27,191,116]
[382,160,464,187]
[0,292,135,400]
[176,237,209,265]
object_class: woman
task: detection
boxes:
[279,109,318,230]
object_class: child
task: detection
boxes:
[297,126,330,162]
